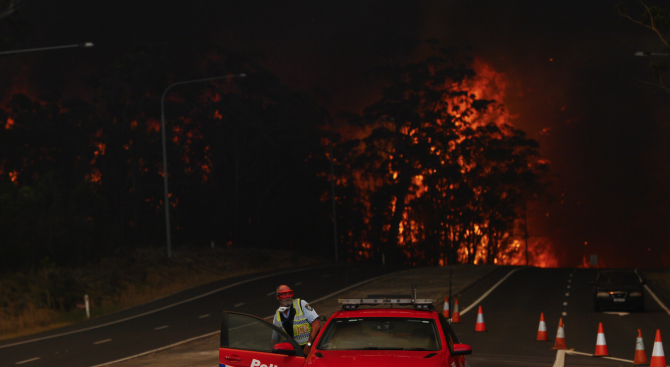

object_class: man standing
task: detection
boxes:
[271,285,321,354]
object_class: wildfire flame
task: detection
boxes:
[347,58,558,267]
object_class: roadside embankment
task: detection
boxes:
[0,246,324,340]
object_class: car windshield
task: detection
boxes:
[317,317,441,351]
[598,272,639,285]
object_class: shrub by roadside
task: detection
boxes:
[0,246,325,340]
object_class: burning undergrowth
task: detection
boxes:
[329,46,554,267]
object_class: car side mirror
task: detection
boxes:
[273,342,297,356]
[452,343,472,356]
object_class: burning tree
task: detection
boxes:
[333,44,548,265]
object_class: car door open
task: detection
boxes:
[220,311,306,367]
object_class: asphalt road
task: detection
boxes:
[452,267,670,366]
[5,265,668,366]
[0,263,399,367]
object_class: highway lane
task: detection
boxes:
[1,263,399,367]
[451,267,670,366]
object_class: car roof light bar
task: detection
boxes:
[338,298,436,310]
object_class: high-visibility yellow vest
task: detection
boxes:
[275,298,312,346]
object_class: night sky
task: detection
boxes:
[4,0,670,268]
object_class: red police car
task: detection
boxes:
[219,297,472,367]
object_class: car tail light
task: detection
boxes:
[629,292,642,297]
[597,292,610,297]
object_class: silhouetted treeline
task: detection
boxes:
[0,43,548,271]
[0,46,335,271]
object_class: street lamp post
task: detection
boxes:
[160,73,246,259]
[0,42,94,56]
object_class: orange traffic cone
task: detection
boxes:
[475,305,486,332]
[442,296,450,318]
[551,318,567,350]
[594,323,609,357]
[536,313,548,341]
[634,329,648,365]
[650,329,666,367]
[451,299,462,323]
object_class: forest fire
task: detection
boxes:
[339,56,554,267]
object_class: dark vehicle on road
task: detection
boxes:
[592,270,645,312]
[219,296,473,367]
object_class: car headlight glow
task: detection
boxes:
[629,292,642,297]
[597,292,610,297]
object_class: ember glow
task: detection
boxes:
[339,57,555,267]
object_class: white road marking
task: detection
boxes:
[15,357,40,364]
[267,291,275,296]
[553,350,565,367]
[644,284,670,315]
[154,325,169,330]
[460,268,524,315]
[93,339,112,345]
[295,282,302,286]
[565,292,569,296]
[566,350,632,363]
[562,312,566,316]
[567,285,570,289]
[234,302,244,307]
[632,268,670,315]
[94,268,425,367]
[89,330,220,367]
[563,302,567,306]
[602,312,629,316]
[198,314,210,318]
[568,279,571,283]
[0,264,336,349]
[570,273,573,277]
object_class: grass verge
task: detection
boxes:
[0,246,325,341]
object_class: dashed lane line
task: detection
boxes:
[93,339,112,345]
[93,269,419,367]
[565,293,569,297]
[234,302,244,307]
[295,282,302,286]
[266,291,275,296]
[154,325,169,330]
[15,357,40,365]
[198,314,210,318]
[460,267,524,316]
[0,264,337,349]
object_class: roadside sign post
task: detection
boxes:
[84,294,90,319]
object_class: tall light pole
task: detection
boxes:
[160,73,246,259]
[0,42,94,56]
